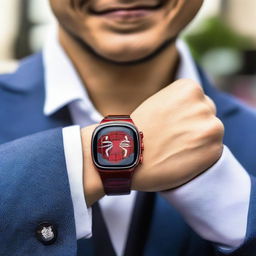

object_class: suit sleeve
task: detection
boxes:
[0,128,77,255]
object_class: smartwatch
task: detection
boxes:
[91,115,144,195]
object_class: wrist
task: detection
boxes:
[90,115,143,195]
[81,125,105,206]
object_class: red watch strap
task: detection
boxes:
[99,170,133,195]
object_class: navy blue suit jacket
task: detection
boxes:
[0,53,256,255]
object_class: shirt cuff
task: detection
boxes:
[62,125,92,239]
[161,145,251,249]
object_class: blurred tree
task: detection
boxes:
[185,16,254,62]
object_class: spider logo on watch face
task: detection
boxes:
[97,131,134,163]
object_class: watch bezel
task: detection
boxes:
[92,122,141,170]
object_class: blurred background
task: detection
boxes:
[0,0,256,106]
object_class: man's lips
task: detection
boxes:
[89,2,164,15]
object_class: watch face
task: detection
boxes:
[92,125,139,169]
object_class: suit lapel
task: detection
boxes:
[0,53,73,144]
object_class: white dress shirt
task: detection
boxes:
[43,31,251,256]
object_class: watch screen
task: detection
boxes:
[93,126,138,168]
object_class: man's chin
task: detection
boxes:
[99,51,154,64]
[95,38,176,66]
[67,25,176,66]
[83,40,176,66]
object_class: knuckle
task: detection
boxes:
[199,102,212,116]
[213,118,225,138]
[172,79,206,106]
[205,96,217,114]
[187,84,204,99]
[192,86,204,99]
[201,117,224,141]
[194,102,213,119]
[205,95,215,106]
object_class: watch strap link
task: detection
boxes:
[99,170,133,195]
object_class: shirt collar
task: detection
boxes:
[43,32,201,116]
[43,29,96,116]
[175,40,201,84]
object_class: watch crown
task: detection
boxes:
[141,142,144,151]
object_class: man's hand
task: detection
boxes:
[131,79,224,192]
[81,79,224,205]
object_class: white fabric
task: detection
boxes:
[176,40,201,83]
[99,191,137,255]
[43,31,251,255]
[162,146,251,248]
[62,125,92,239]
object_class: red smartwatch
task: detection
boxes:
[91,115,144,195]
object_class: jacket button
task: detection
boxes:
[35,222,58,245]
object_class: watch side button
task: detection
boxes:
[141,142,144,151]
[139,132,144,139]
[140,155,143,164]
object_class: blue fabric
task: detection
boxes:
[0,129,76,256]
[0,53,256,255]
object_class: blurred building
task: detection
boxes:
[218,0,256,107]
[224,0,256,44]
[0,0,53,72]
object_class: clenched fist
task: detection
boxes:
[82,79,224,206]
[131,79,224,192]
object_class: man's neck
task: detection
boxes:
[59,28,179,116]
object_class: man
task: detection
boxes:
[0,0,256,255]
